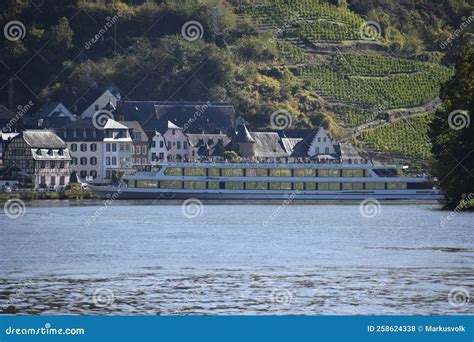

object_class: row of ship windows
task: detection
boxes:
[164,167,369,178]
[128,180,407,190]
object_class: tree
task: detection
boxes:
[430,43,474,208]
[223,151,239,161]
[50,17,74,49]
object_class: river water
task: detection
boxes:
[0,201,472,315]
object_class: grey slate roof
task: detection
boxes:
[187,133,231,157]
[119,121,148,142]
[23,130,67,149]
[40,117,72,129]
[250,132,288,158]
[54,119,106,142]
[118,101,236,134]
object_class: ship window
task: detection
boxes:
[233,169,244,177]
[256,182,268,190]
[318,169,329,177]
[160,181,182,189]
[269,182,281,190]
[269,169,291,177]
[245,169,257,177]
[128,180,136,188]
[281,182,292,190]
[147,180,158,187]
[184,181,206,189]
[353,170,364,177]
[225,182,244,190]
[245,182,257,190]
[295,169,316,177]
[208,168,220,177]
[207,181,219,189]
[352,183,364,190]
[184,168,206,176]
[328,169,340,177]
[256,169,268,177]
[165,167,183,176]
[387,182,407,190]
[293,182,304,190]
[136,180,147,188]
[365,183,386,190]
[222,169,233,176]
[306,182,316,190]
[342,183,353,190]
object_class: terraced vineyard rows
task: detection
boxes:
[357,113,434,159]
[332,106,382,127]
[297,64,451,109]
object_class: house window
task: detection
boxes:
[142,158,147,164]
[93,130,97,138]
[172,129,175,135]
[51,176,56,185]
[159,153,164,159]
[80,157,87,165]
[41,176,46,185]
[142,145,147,154]
[160,141,164,148]
[105,170,111,179]
[71,143,77,152]
[90,157,97,165]
[80,143,87,152]
[50,161,56,168]
[90,170,97,178]
[40,161,46,168]
[323,137,327,142]
[59,161,65,168]
[73,130,77,138]
[91,143,97,152]
[71,157,77,165]
[119,144,124,152]
[106,157,111,165]
[167,142,171,149]
[112,157,117,165]
[60,176,65,185]
[63,131,67,138]
[106,143,110,152]
[83,130,87,138]
[318,137,321,142]
[315,147,319,154]
[126,144,130,152]
[132,132,140,141]
[177,141,181,149]
[112,144,117,152]
[95,104,99,110]
[151,153,156,160]
[80,171,87,179]
[184,141,188,149]
[152,141,156,148]
[325,147,329,154]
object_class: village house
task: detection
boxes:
[80,89,121,118]
[3,130,71,189]
[103,119,133,183]
[120,121,149,165]
[55,119,106,183]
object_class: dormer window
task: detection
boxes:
[63,130,67,138]
[36,149,41,155]
[58,149,64,156]
[47,149,53,156]
[73,129,77,138]
[83,130,87,138]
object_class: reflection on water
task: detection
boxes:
[0,203,473,315]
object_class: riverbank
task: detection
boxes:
[0,189,98,202]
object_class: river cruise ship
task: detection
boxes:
[91,161,444,201]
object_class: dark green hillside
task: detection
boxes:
[1,0,472,165]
